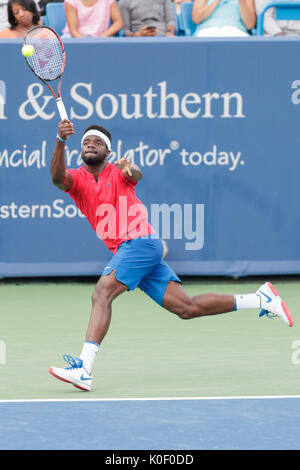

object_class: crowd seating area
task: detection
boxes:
[41,0,300,37]
[255,1,300,34]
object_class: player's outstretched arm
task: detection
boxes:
[50,120,74,191]
[114,158,142,184]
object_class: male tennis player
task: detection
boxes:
[48,120,294,391]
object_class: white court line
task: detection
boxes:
[0,395,300,403]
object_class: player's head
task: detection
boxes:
[81,125,112,166]
[8,0,40,29]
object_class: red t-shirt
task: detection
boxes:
[66,163,155,253]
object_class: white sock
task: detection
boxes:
[234,293,261,311]
[79,341,99,374]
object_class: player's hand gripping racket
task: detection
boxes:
[23,25,68,120]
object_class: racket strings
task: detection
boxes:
[25,29,64,81]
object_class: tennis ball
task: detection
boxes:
[22,45,35,57]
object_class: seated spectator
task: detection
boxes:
[0,0,39,30]
[62,0,123,38]
[119,0,176,37]
[255,0,300,35]
[0,0,9,30]
[192,0,256,37]
[0,0,40,37]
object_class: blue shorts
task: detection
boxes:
[102,235,181,306]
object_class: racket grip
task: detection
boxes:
[56,98,68,120]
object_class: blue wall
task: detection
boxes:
[0,37,300,278]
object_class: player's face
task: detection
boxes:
[81,135,108,166]
[12,3,33,26]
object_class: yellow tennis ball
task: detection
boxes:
[22,45,35,57]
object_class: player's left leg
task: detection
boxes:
[162,280,235,319]
[161,280,294,326]
[139,258,294,326]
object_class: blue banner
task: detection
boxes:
[1,37,300,278]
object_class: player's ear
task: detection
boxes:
[106,150,111,157]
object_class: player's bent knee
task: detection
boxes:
[176,312,191,320]
[163,284,200,319]
[173,297,208,319]
[171,303,198,320]
[176,310,195,320]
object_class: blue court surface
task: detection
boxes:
[0,396,299,450]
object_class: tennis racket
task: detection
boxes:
[23,25,68,120]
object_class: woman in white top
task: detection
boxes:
[192,0,256,37]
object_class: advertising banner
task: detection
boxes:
[0,37,300,278]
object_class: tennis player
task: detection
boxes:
[48,120,294,391]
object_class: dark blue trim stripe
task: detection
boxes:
[85,341,99,347]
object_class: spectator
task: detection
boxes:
[0,0,9,29]
[0,0,39,29]
[119,0,176,37]
[255,0,300,35]
[61,0,123,38]
[0,0,40,37]
[192,0,256,37]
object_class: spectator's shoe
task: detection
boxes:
[256,282,294,327]
[49,354,92,391]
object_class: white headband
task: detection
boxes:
[81,130,111,150]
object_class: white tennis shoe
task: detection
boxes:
[256,282,294,327]
[49,354,93,391]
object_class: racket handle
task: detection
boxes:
[56,98,68,120]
